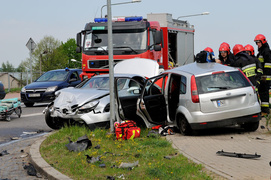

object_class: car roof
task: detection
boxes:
[48,68,82,72]
[91,73,144,78]
[165,62,238,76]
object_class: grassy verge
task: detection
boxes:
[5,88,21,93]
[40,126,214,180]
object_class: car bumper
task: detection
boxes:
[20,92,55,103]
[190,113,261,130]
[50,107,110,125]
[184,103,261,130]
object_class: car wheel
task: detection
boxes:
[24,102,34,107]
[241,121,259,132]
[45,109,64,130]
[177,115,192,136]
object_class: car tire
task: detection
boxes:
[24,102,34,107]
[241,121,259,132]
[177,115,192,136]
[45,109,64,130]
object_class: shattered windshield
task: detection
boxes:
[36,71,69,82]
[84,29,147,51]
[81,77,129,90]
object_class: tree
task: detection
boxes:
[32,36,61,72]
[1,61,15,72]
[61,38,82,68]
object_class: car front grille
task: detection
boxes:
[26,89,47,93]
[88,60,122,69]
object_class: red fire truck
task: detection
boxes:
[76,13,195,79]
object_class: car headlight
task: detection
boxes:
[21,87,26,93]
[79,100,100,113]
[46,86,58,92]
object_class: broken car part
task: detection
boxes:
[65,135,92,152]
[216,150,261,159]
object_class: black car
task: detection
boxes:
[0,81,6,99]
[20,68,82,107]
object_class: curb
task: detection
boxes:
[29,133,72,180]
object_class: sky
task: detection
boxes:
[1,0,271,68]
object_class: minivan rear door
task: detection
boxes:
[196,70,254,113]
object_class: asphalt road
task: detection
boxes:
[0,102,52,144]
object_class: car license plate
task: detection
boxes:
[28,93,40,97]
[217,100,225,107]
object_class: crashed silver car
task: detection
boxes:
[115,62,261,135]
[44,74,145,130]
[44,58,160,130]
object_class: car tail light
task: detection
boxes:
[191,75,199,103]
[212,71,225,75]
[238,69,256,93]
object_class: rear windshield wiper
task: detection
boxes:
[113,46,138,54]
[208,86,230,90]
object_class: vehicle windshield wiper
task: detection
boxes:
[86,46,108,54]
[99,61,118,69]
[113,46,138,54]
[208,86,230,90]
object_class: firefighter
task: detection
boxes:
[232,44,258,87]
[218,44,234,66]
[254,34,271,114]
[195,50,215,63]
[244,44,263,90]
[203,47,216,63]
[220,42,235,61]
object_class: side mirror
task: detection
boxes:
[127,87,140,94]
[154,31,162,45]
[76,46,81,53]
[76,32,82,47]
[154,45,161,51]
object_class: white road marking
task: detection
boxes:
[22,113,43,117]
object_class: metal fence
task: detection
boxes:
[2,71,42,92]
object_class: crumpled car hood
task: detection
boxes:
[54,87,109,108]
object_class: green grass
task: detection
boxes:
[5,88,21,93]
[40,126,215,180]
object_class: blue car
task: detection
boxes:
[20,68,82,107]
[0,81,6,100]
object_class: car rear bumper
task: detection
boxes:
[190,113,261,130]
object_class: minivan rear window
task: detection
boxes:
[196,71,251,94]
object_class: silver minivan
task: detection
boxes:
[115,62,261,135]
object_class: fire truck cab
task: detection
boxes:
[76,13,194,79]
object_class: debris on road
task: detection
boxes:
[23,163,37,176]
[66,135,92,152]
[216,150,261,159]
[164,152,179,159]
[86,155,101,163]
[119,160,139,169]
[0,150,9,156]
[159,126,175,136]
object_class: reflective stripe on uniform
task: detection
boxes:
[266,75,271,81]
[258,55,264,63]
[264,63,271,69]
[261,102,269,107]
[257,68,263,74]
[242,65,256,77]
